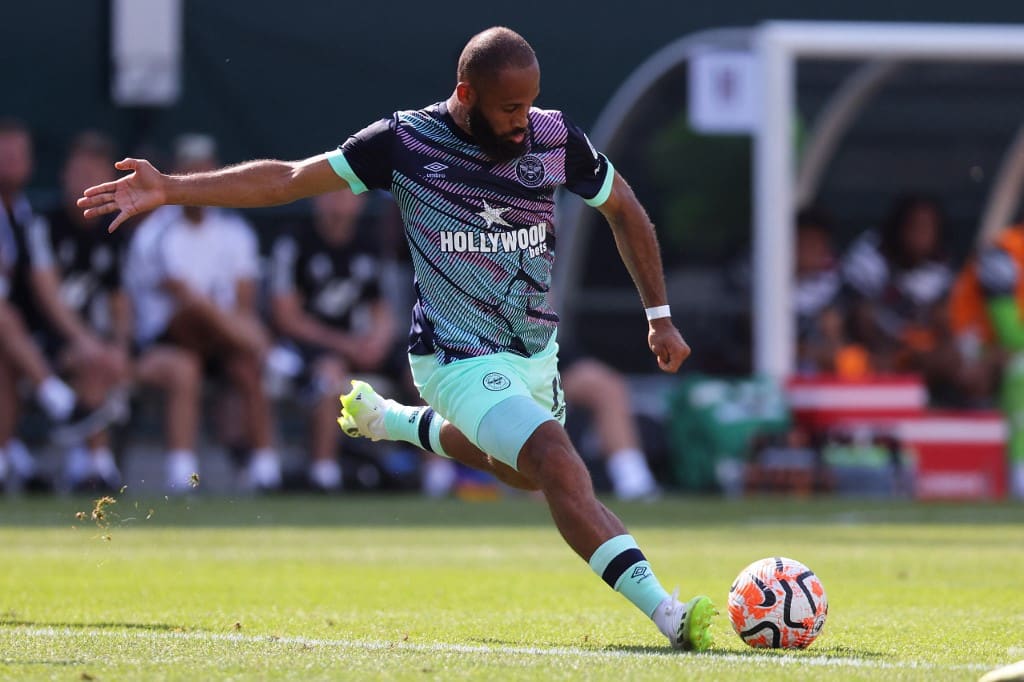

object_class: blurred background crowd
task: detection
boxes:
[4,1,1024,500]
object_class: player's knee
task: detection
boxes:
[519,429,589,494]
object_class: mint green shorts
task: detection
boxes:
[408,333,565,470]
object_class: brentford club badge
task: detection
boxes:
[515,154,545,188]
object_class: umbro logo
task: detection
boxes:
[424,162,448,176]
[631,566,648,579]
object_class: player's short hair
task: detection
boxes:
[457,27,537,86]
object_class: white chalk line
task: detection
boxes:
[0,625,993,672]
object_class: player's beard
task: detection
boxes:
[468,105,529,163]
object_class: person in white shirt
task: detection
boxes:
[124,134,281,491]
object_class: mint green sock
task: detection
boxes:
[588,534,670,617]
[382,404,449,457]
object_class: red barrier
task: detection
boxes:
[786,376,1008,500]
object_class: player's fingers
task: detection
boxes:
[677,341,691,363]
[114,158,139,171]
[82,203,119,219]
[108,211,129,233]
[657,343,687,373]
[82,181,122,197]
[77,192,115,209]
[661,351,679,372]
[657,351,672,372]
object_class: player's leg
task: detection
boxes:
[134,345,202,491]
[338,381,536,490]
[560,357,659,500]
[339,342,714,649]
[437,424,537,490]
[464,402,715,651]
[341,381,713,649]
[478,391,713,650]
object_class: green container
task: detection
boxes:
[666,374,791,492]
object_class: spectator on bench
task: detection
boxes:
[27,131,132,490]
[840,194,959,394]
[124,134,281,491]
[794,207,868,378]
[0,119,86,490]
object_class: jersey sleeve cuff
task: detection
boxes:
[325,149,368,195]
[583,157,615,207]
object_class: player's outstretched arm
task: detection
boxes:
[77,154,348,233]
[597,172,691,373]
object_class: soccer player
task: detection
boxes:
[78,27,715,649]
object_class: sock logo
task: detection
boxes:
[408,408,421,424]
[631,566,649,580]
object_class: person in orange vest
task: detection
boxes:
[949,223,1024,498]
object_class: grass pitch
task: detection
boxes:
[1,495,1022,681]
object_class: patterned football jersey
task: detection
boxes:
[327,101,613,364]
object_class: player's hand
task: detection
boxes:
[648,318,690,373]
[76,158,168,233]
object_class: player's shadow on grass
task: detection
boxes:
[0,618,181,631]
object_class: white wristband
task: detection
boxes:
[645,305,671,321]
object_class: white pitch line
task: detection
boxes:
[1,626,991,672]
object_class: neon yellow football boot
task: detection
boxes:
[337,380,389,441]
